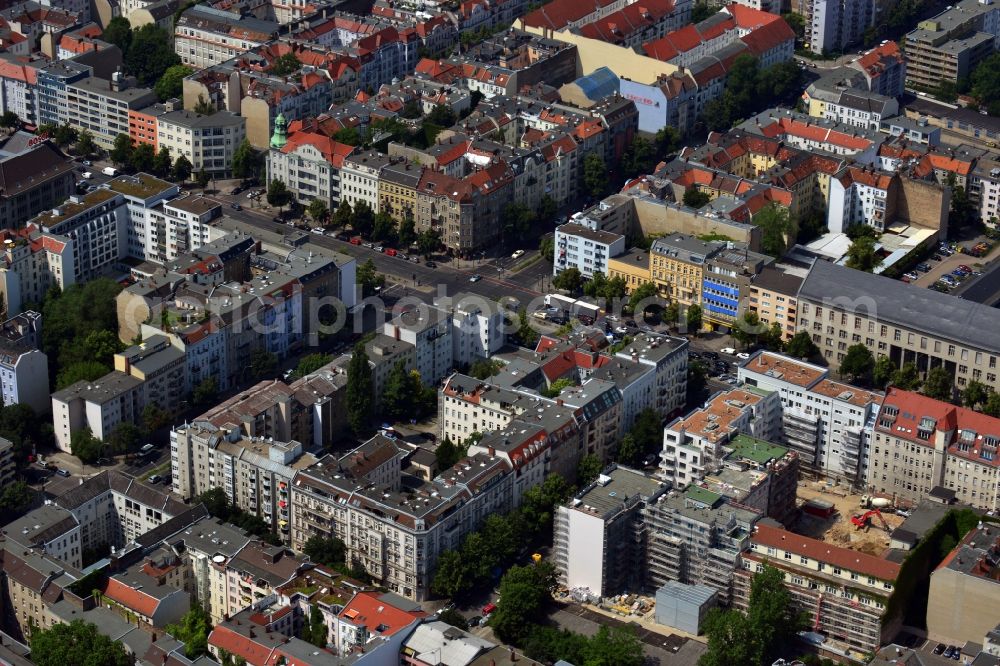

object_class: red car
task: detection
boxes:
[384,247,397,256]
[482,603,497,615]
[350,237,362,245]
[957,264,972,273]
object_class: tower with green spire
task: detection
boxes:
[270,113,287,149]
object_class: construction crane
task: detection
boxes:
[851,509,890,532]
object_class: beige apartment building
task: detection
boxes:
[66,75,158,150]
[174,6,278,70]
[156,109,246,177]
[904,0,1000,89]
[747,265,805,342]
[797,259,1000,388]
[867,388,999,512]
[290,435,514,600]
[926,522,1000,646]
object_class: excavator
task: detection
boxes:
[851,509,891,532]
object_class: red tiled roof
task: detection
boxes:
[208,625,275,666]
[856,40,903,77]
[751,523,901,581]
[103,577,160,617]
[739,18,795,56]
[338,591,424,636]
[521,0,619,30]
[578,0,676,43]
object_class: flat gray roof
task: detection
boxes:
[799,259,1000,355]
[570,466,666,520]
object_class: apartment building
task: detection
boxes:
[341,150,392,213]
[170,422,318,537]
[867,388,1000,512]
[209,539,308,625]
[796,259,1000,388]
[266,121,355,208]
[0,54,43,126]
[0,545,79,641]
[849,40,907,98]
[735,522,901,653]
[432,292,506,368]
[553,465,669,597]
[32,188,128,283]
[649,234,722,308]
[290,436,514,600]
[383,307,453,385]
[747,265,805,342]
[646,487,761,605]
[904,0,1000,89]
[0,133,76,230]
[0,310,49,413]
[808,0,876,55]
[553,223,626,279]
[659,387,782,488]
[0,436,13,486]
[174,5,279,69]
[379,160,422,221]
[702,246,773,327]
[926,522,1000,646]
[739,351,882,483]
[65,73,158,150]
[156,109,246,177]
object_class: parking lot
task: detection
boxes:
[907,240,998,293]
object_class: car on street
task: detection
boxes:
[425,261,437,268]
[615,325,629,334]
[310,227,325,235]
[736,352,751,360]
[702,351,719,360]
[384,248,397,256]
[720,347,737,355]
[469,274,482,282]
[511,249,525,259]
[56,468,70,477]
[375,245,384,253]
[231,185,244,195]
[916,263,931,272]
[468,615,482,627]
[363,242,374,249]
[81,159,92,166]
[231,203,242,211]
[482,603,497,616]
[149,474,162,484]
[410,256,420,263]
[943,646,956,659]
[141,443,155,454]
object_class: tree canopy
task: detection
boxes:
[155,64,193,102]
[553,267,583,294]
[922,366,954,402]
[30,620,132,666]
[845,234,881,272]
[490,562,558,643]
[166,600,212,657]
[756,203,793,258]
[785,331,819,359]
[125,24,181,87]
[346,345,374,433]
[839,344,875,383]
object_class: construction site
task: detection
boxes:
[794,482,908,557]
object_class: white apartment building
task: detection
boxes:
[33,189,129,283]
[0,228,75,317]
[739,351,882,483]
[817,91,899,130]
[660,387,782,488]
[383,307,453,385]
[808,0,875,55]
[0,343,49,414]
[341,150,391,213]
[553,222,626,279]
[290,436,514,600]
[0,55,40,126]
[65,74,158,150]
[433,292,506,368]
[157,110,246,177]
[867,388,1000,512]
[174,6,278,70]
[170,422,318,537]
[267,131,353,208]
[826,165,895,234]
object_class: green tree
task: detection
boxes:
[165,600,212,657]
[891,362,921,390]
[416,228,441,256]
[0,480,33,519]
[839,344,875,383]
[142,404,171,431]
[700,608,756,666]
[436,608,468,630]
[683,188,711,209]
[398,215,416,247]
[371,211,397,243]
[691,2,716,21]
[583,626,644,666]
[110,132,133,167]
[106,422,142,455]
[552,267,583,293]
[153,146,172,178]
[356,258,384,297]
[270,52,301,77]
[873,355,897,388]
[436,435,463,471]
[250,349,278,379]
[539,195,558,223]
[75,129,97,157]
[30,619,132,666]
[755,203,792,258]
[303,535,346,567]
[0,110,19,128]
[984,391,1000,417]
[922,366,954,401]
[231,139,262,180]
[71,427,102,464]
[193,95,215,115]
[469,358,503,379]
[192,377,219,406]
[621,136,658,179]
[100,16,132,53]
[381,360,416,422]
[197,487,230,520]
[131,143,155,173]
[126,24,181,86]
[172,155,192,182]
[346,345,373,434]
[56,360,110,390]
[427,104,457,127]
[501,202,537,237]
[963,380,990,409]
[332,126,361,146]
[304,605,326,647]
[785,331,819,359]
[686,303,703,333]
[582,152,607,198]
[431,549,467,598]
[155,64,193,101]
[845,234,881,272]
[730,311,763,349]
[628,281,659,313]
[782,11,806,37]
[331,200,352,229]
[294,353,332,378]
[576,454,602,485]
[616,433,641,467]
[195,168,211,189]
[971,51,1000,115]
[351,200,375,236]
[267,179,291,210]
[491,563,557,643]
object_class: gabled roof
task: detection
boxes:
[338,591,425,636]
[751,522,901,581]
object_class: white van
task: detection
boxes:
[102,166,118,176]
[81,171,92,179]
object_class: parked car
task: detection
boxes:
[231,185,244,195]
[384,248,397,256]
[81,159,92,166]
[230,203,242,211]
[350,236,362,245]
[410,256,420,263]
[916,263,931,272]
[468,616,483,627]
[736,352,751,360]
[141,443,155,454]
[903,272,919,281]
[482,603,497,616]
[469,274,482,282]
[933,644,946,655]
[958,264,972,273]
[577,314,594,325]
[511,249,525,259]
[932,254,943,261]
[363,242,375,249]
[425,261,437,268]
[943,646,956,659]
[720,347,737,355]
[374,245,384,253]
[702,351,720,360]
[149,474,162,484]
